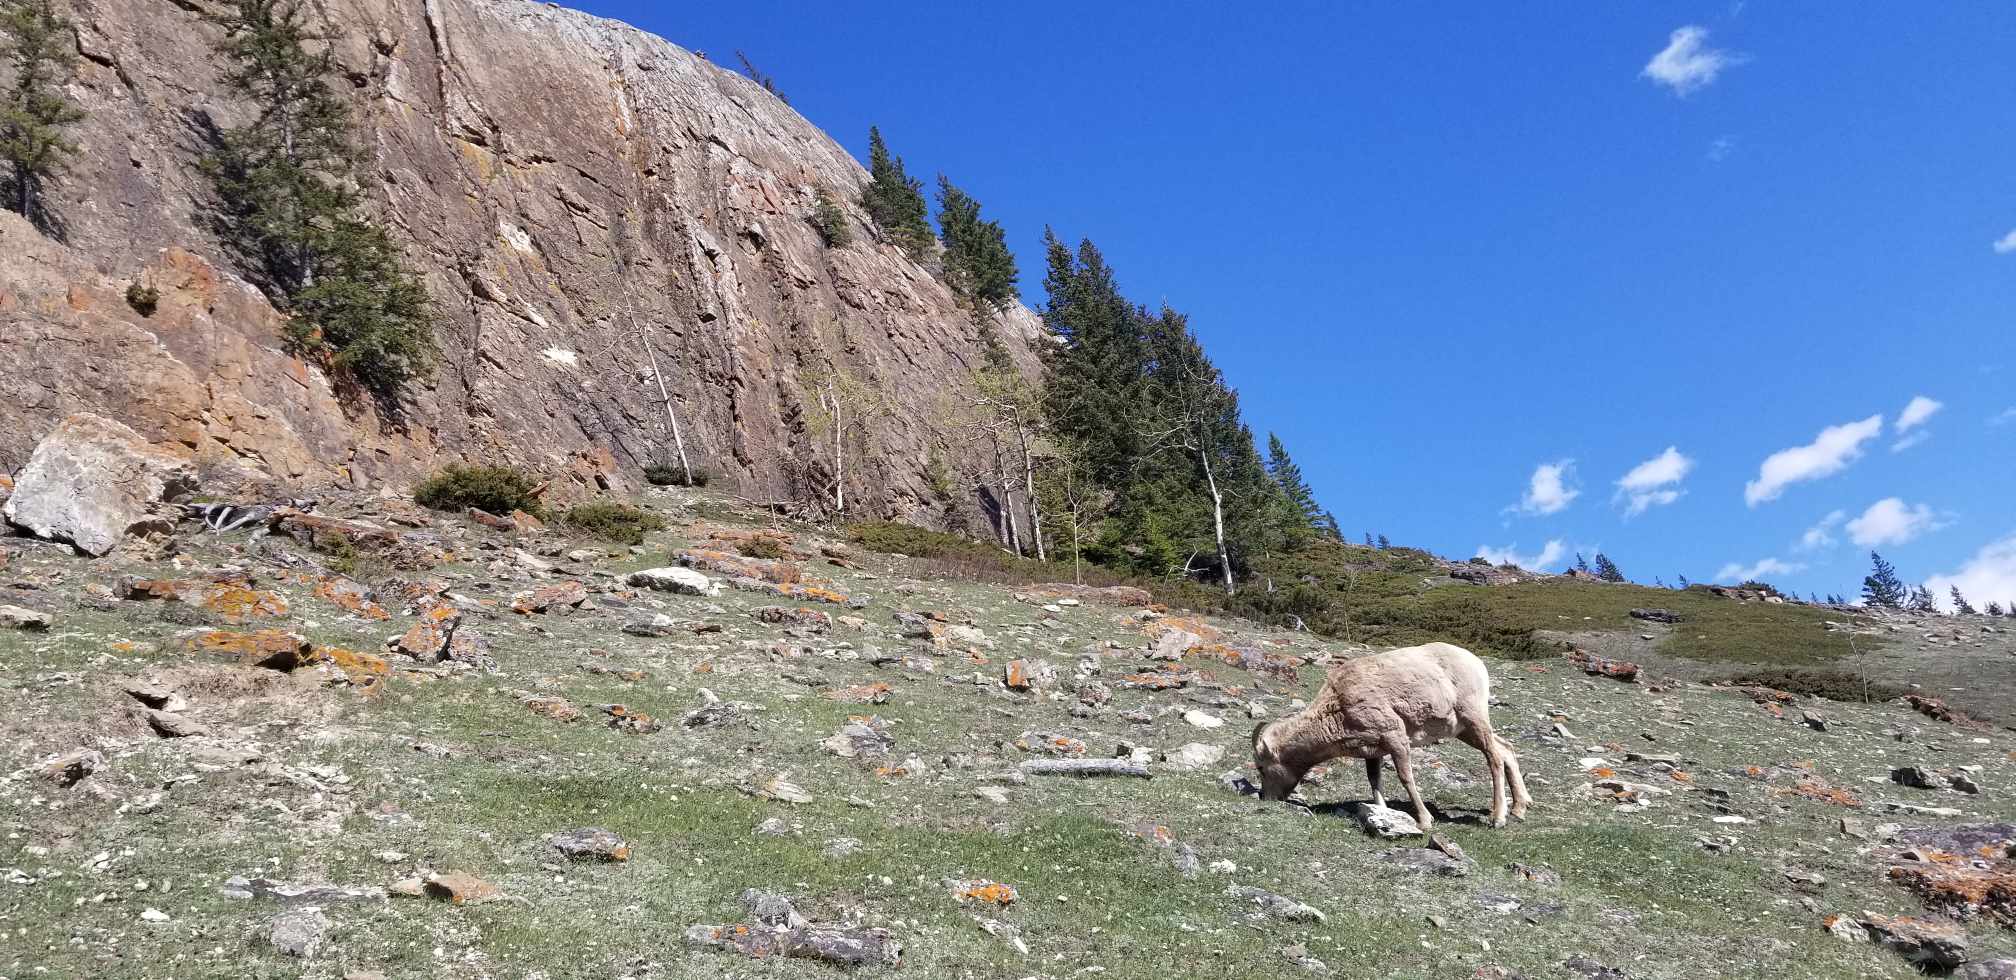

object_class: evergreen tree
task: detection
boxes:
[809,188,852,247]
[935,175,1018,310]
[1951,586,1977,615]
[1319,511,1342,541]
[860,127,930,254]
[204,0,430,398]
[1592,553,1625,582]
[1264,433,1321,527]
[1376,533,1391,550]
[1906,584,1937,612]
[0,0,84,231]
[1988,601,2006,617]
[1364,532,1374,547]
[1574,553,1590,574]
[1678,574,1690,589]
[1861,551,1906,608]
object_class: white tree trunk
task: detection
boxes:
[639,325,692,484]
[1198,441,1235,595]
[1016,418,1045,562]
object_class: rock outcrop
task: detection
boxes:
[0,0,1038,525]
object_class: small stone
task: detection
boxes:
[823,837,862,859]
[416,871,498,905]
[626,567,721,596]
[270,909,329,958]
[140,908,170,922]
[1379,847,1471,876]
[1891,766,1951,791]
[1182,709,1225,729]
[755,817,789,836]
[1352,802,1422,838]
[974,786,1010,804]
[143,708,209,738]
[1802,711,1829,732]
[1226,884,1326,923]
[547,827,631,862]
[740,888,807,928]
[1162,742,1225,770]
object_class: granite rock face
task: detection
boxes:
[2,413,197,556]
[0,0,1038,525]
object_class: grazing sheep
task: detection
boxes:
[1251,641,1529,830]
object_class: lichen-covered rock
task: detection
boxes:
[547,827,631,862]
[182,629,314,671]
[1226,884,1327,923]
[2,413,195,556]
[0,605,51,631]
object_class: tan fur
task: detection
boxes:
[1251,642,1530,830]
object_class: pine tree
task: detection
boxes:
[1320,511,1342,541]
[1678,574,1691,589]
[1573,553,1590,574]
[204,0,430,398]
[936,175,1018,310]
[1951,586,1977,615]
[1364,532,1374,547]
[1376,534,1391,550]
[1264,433,1321,527]
[860,127,930,254]
[1592,553,1625,582]
[1906,584,1937,612]
[809,188,852,247]
[1861,552,1906,608]
[0,0,84,231]
[1988,601,2006,617]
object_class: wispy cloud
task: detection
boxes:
[1892,395,1942,452]
[1476,540,1567,572]
[1714,557,1805,583]
[1743,414,1883,506]
[1995,230,2016,255]
[1798,509,1847,551]
[1927,533,2016,613]
[1511,460,1580,516]
[1614,446,1693,517]
[1845,497,1947,547]
[1707,135,1736,162]
[1992,408,2016,427]
[1643,26,1743,96]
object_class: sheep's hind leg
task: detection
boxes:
[1496,736,1531,819]
[1365,756,1385,809]
[1457,723,1508,828]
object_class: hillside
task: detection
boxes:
[0,0,1037,521]
[2,476,2013,978]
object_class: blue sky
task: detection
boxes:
[568,1,2016,607]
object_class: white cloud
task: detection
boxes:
[1743,414,1884,506]
[1927,534,2016,613]
[1798,509,1846,551]
[1845,497,1946,547]
[1642,26,1742,96]
[1895,395,1943,431]
[1714,557,1805,583]
[1891,395,1942,455]
[1513,460,1580,516]
[1707,135,1736,162]
[1992,408,2016,427]
[1475,540,1567,572]
[1994,230,2016,255]
[1614,446,1693,516]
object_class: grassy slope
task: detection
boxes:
[0,497,2008,979]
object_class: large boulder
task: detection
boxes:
[2,413,196,556]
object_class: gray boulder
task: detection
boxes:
[3,413,196,556]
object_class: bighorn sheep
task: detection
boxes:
[1251,642,1530,830]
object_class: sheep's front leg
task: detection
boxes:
[1382,736,1432,832]
[1365,756,1385,809]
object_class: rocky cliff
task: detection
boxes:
[0,0,1038,521]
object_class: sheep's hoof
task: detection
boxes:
[1487,815,1508,829]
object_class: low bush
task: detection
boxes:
[1719,668,1909,704]
[413,464,543,517]
[644,461,711,487]
[560,502,667,546]
[126,282,160,317]
[739,536,786,560]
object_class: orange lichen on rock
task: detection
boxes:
[195,582,290,623]
[1777,776,1862,808]
[1888,857,2016,926]
[1141,615,1222,644]
[953,881,1018,906]
[311,647,391,693]
[184,629,313,670]
[312,575,390,620]
[827,682,892,704]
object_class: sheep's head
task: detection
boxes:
[1251,721,1305,801]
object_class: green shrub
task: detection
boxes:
[1719,668,1908,704]
[126,282,159,317]
[559,502,666,546]
[810,189,852,247]
[644,461,711,487]
[413,464,543,517]
[739,536,785,560]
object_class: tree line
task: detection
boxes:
[2,0,431,402]
[1860,551,2012,616]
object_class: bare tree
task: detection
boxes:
[971,367,1047,560]
[801,358,884,514]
